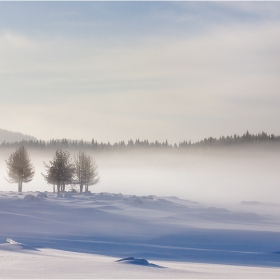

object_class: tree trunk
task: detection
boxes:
[57,184,60,194]
[53,185,55,193]
[80,184,83,193]
[18,182,21,192]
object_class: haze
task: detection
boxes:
[1,146,280,204]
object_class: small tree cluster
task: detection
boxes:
[5,146,35,192]
[42,149,99,193]
[42,150,75,194]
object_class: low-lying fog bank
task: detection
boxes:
[0,145,280,204]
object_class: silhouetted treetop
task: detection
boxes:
[1,131,280,152]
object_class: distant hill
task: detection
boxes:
[0,129,37,143]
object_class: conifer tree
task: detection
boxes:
[74,151,99,193]
[5,146,35,192]
[42,150,75,193]
[84,154,99,192]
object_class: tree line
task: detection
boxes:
[0,131,279,151]
[5,147,99,193]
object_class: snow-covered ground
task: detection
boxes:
[2,245,280,279]
[1,191,280,278]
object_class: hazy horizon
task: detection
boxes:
[1,146,280,204]
[1,127,280,147]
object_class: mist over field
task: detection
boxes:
[2,2,280,277]
[1,1,280,206]
[1,145,280,204]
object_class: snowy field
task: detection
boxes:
[1,191,280,278]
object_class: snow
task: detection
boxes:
[1,190,280,278]
[116,257,164,267]
[23,194,38,201]
[1,245,280,279]
[36,192,48,198]
[6,238,19,244]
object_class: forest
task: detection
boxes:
[0,131,279,151]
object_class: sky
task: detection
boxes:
[1,2,280,144]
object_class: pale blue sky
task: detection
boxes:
[1,2,280,143]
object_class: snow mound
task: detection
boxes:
[56,192,74,199]
[7,238,19,244]
[142,195,154,200]
[83,191,92,196]
[116,257,164,268]
[1,239,39,251]
[63,192,73,199]
[37,192,48,198]
[134,198,143,204]
[24,194,38,201]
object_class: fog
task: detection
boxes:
[1,146,280,204]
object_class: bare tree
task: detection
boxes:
[74,151,99,193]
[5,146,35,192]
[42,150,75,194]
